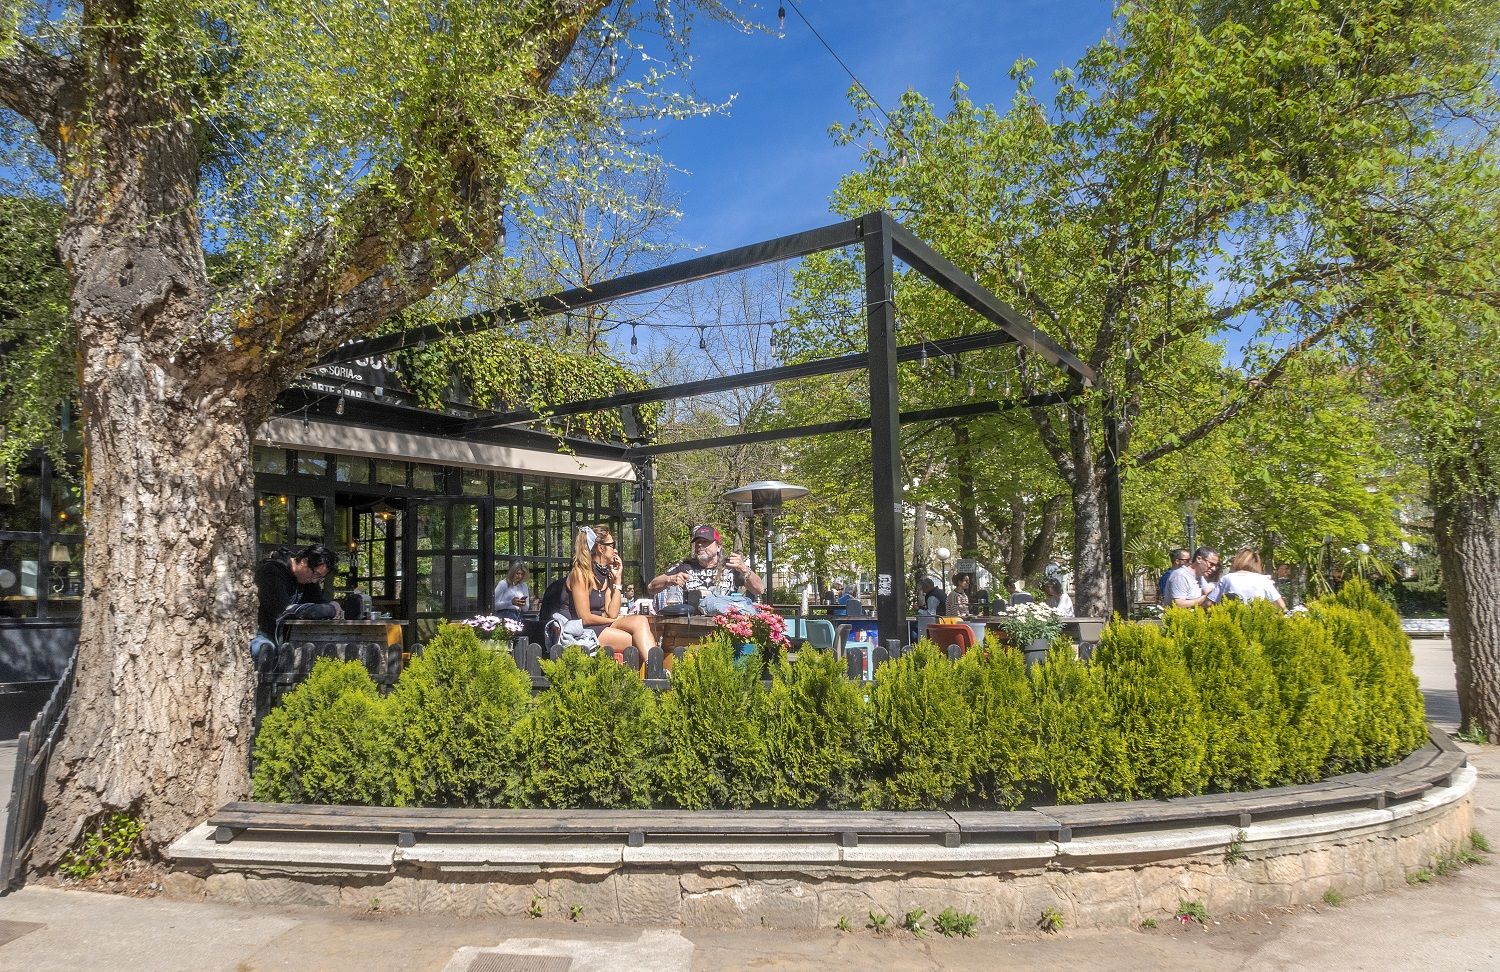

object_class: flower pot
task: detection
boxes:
[1022,637,1052,669]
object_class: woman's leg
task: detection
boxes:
[610,613,657,651]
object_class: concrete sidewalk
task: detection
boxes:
[0,637,1494,971]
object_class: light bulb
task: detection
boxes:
[630,328,638,354]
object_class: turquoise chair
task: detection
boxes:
[804,619,836,650]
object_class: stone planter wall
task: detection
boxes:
[164,766,1475,931]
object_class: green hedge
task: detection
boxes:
[252,590,1429,810]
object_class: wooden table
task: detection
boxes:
[650,615,722,653]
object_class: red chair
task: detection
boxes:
[925,623,976,657]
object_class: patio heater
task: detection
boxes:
[1178,496,1202,554]
[723,480,808,602]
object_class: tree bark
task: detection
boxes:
[1434,478,1500,743]
[29,9,267,867]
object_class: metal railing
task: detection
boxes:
[2,648,76,892]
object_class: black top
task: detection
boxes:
[662,556,747,597]
[254,550,334,636]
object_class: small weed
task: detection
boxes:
[836,915,852,933]
[1140,917,1158,929]
[868,910,892,935]
[1456,724,1489,744]
[902,907,927,937]
[1406,868,1433,885]
[1038,907,1065,933]
[933,906,978,938]
[1225,829,1249,866]
[1175,900,1209,925]
[58,813,143,881]
[528,896,544,918]
[1471,831,1492,854]
[1322,888,1344,907]
[568,904,583,922]
[366,896,381,913]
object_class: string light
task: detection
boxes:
[697,325,707,350]
[335,397,345,416]
[630,325,638,354]
[565,320,572,337]
[778,4,785,31]
[768,331,777,357]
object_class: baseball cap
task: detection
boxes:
[691,524,720,544]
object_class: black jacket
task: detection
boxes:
[255,550,335,636]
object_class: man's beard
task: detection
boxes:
[694,548,718,568]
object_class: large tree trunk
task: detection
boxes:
[1070,479,1111,617]
[1434,479,1500,743]
[28,13,265,869]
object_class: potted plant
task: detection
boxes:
[459,614,525,650]
[712,605,791,667]
[996,602,1065,667]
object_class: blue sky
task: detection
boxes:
[657,1,1118,252]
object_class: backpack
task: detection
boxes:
[539,575,571,622]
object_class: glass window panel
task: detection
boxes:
[0,540,39,618]
[415,554,446,615]
[335,456,371,483]
[253,447,288,475]
[258,493,289,545]
[0,463,42,533]
[460,469,489,496]
[451,503,479,550]
[295,496,326,545]
[415,502,446,551]
[493,475,517,502]
[411,463,443,492]
[548,479,570,506]
[450,555,481,617]
[49,473,83,536]
[520,476,538,504]
[296,452,329,477]
[47,539,83,610]
[375,460,407,487]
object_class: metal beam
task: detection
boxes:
[456,327,1028,435]
[865,213,907,648]
[320,217,868,365]
[624,393,1073,458]
[1103,396,1130,618]
[888,222,1095,386]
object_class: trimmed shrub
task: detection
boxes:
[655,634,772,809]
[863,642,974,809]
[763,647,868,808]
[1166,607,1279,792]
[958,640,1037,809]
[515,646,659,808]
[384,623,532,807]
[1029,645,1112,805]
[1091,618,1206,799]
[1310,602,1427,769]
[1326,578,1405,640]
[252,658,389,804]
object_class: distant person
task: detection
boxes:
[1168,547,1219,609]
[829,579,859,618]
[492,562,531,621]
[950,572,973,617]
[914,577,945,616]
[1158,548,1189,604]
[1007,578,1035,607]
[1210,548,1287,610]
[252,544,340,659]
[1042,577,1073,616]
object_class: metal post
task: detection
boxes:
[1184,515,1197,555]
[634,459,655,584]
[762,513,775,604]
[1103,398,1130,618]
[864,212,907,646]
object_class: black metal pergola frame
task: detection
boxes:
[327,211,1113,646]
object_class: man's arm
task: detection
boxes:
[1168,571,1209,609]
[646,561,691,595]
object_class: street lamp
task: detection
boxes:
[934,547,951,600]
[1177,496,1202,553]
[723,480,809,603]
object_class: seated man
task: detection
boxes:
[252,543,341,659]
[829,579,860,618]
[647,524,765,615]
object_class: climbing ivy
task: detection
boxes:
[0,195,73,476]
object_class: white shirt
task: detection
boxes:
[493,578,531,611]
[1047,591,1074,616]
[1211,571,1282,605]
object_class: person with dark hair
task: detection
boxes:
[1158,548,1190,604]
[828,579,859,618]
[1168,546,1219,609]
[1043,576,1074,616]
[252,543,341,658]
[950,572,973,617]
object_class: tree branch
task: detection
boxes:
[206,0,606,381]
[1131,305,1355,467]
[0,38,81,155]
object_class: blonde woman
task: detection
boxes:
[492,562,531,621]
[558,525,656,660]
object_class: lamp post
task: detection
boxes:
[935,547,951,600]
[723,480,809,603]
[1178,496,1202,554]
